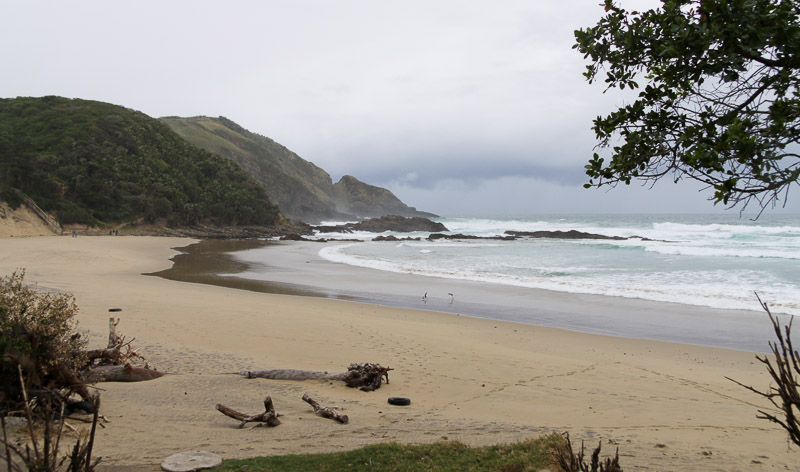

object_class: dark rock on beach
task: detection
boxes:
[427,233,515,241]
[280,233,361,243]
[314,215,448,234]
[505,230,661,242]
[373,235,422,242]
[505,230,627,240]
[116,222,312,239]
[356,215,448,232]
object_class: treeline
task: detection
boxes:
[0,96,280,227]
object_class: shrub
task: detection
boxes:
[728,294,800,447]
[0,186,22,209]
[0,271,87,409]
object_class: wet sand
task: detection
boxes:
[157,239,777,353]
[0,236,796,471]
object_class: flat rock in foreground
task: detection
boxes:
[161,451,222,472]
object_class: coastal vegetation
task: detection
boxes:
[0,271,88,407]
[0,97,280,227]
[161,115,341,222]
[728,295,800,448]
[0,271,101,471]
[575,0,800,211]
[214,436,567,472]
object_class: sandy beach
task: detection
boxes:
[0,234,797,471]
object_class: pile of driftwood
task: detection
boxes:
[241,362,392,392]
[80,318,164,384]
[219,362,393,427]
[216,394,348,427]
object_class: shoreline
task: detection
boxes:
[155,239,777,353]
[0,236,796,470]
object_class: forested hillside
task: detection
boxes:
[161,115,344,222]
[162,116,437,222]
[0,97,280,227]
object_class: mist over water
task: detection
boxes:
[314,214,800,316]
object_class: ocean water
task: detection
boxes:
[312,214,800,317]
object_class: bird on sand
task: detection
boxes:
[423,292,428,305]
[448,293,455,304]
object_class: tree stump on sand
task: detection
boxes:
[216,396,282,428]
[107,317,121,348]
[302,394,349,424]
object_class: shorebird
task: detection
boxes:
[448,293,455,304]
[422,292,428,305]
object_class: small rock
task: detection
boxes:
[161,451,222,472]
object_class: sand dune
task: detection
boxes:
[0,203,57,237]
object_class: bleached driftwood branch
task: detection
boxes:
[216,396,282,428]
[302,394,348,424]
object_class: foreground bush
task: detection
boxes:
[729,294,800,448]
[0,271,101,471]
[0,271,89,409]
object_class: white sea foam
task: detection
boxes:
[320,243,799,314]
[314,215,800,316]
[643,244,800,259]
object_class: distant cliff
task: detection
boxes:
[161,116,437,223]
[332,175,436,219]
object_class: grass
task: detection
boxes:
[213,435,566,472]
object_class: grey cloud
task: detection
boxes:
[3,0,791,215]
[345,154,589,190]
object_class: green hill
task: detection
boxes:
[161,116,437,222]
[0,97,280,227]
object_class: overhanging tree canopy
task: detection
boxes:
[574,0,800,211]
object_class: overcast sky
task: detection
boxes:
[2,0,797,216]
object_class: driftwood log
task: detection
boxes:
[82,364,164,383]
[242,369,348,381]
[85,347,125,366]
[81,318,162,383]
[242,363,392,392]
[302,394,348,424]
[216,396,281,428]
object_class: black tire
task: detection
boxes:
[108,308,122,312]
[387,397,411,406]
[67,400,95,414]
